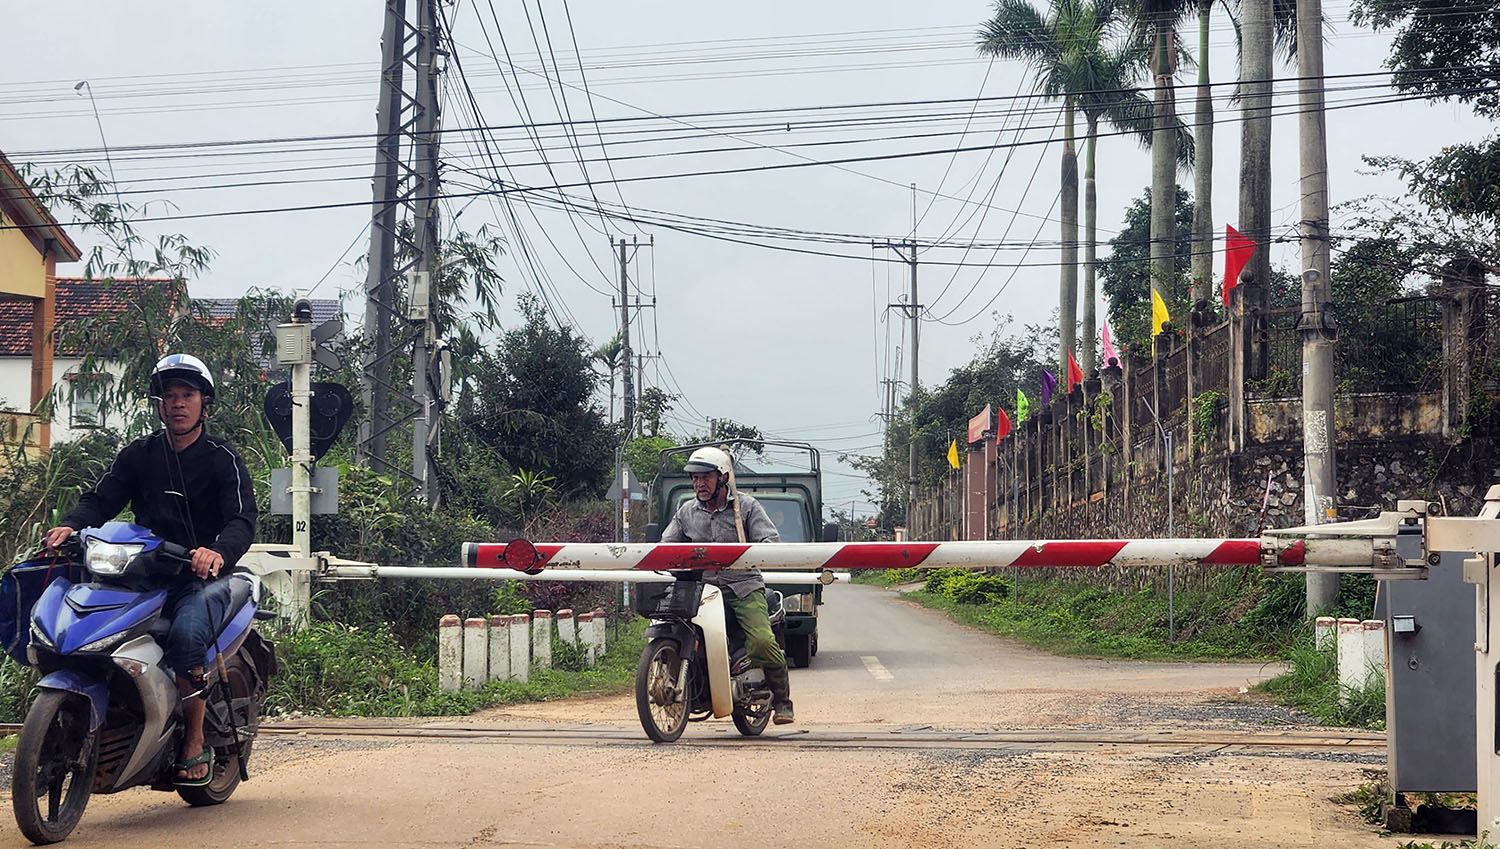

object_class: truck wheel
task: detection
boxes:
[811,633,818,657]
[788,634,812,669]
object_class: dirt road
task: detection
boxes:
[0,583,1403,848]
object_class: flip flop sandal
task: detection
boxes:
[173,749,214,787]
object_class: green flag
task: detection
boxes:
[1017,388,1030,421]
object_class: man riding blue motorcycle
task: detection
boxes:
[43,353,257,788]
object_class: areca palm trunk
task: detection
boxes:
[1189,0,1214,304]
[1060,98,1080,380]
[1149,18,1178,342]
[1083,116,1099,376]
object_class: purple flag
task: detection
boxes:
[1040,369,1057,406]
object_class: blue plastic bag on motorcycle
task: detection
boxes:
[0,555,82,665]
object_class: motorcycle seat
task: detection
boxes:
[147,575,256,646]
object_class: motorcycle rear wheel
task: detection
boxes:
[178,654,261,806]
[732,702,770,736]
[635,638,690,743]
[12,690,98,845]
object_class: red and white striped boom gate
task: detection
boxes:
[462,537,1268,574]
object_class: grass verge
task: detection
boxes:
[267,616,645,718]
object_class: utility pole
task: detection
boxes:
[881,240,921,525]
[410,0,441,503]
[618,237,635,437]
[358,0,443,503]
[358,0,408,468]
[1298,0,1339,613]
[908,239,919,522]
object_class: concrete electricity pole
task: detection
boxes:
[907,239,919,523]
[410,0,441,503]
[618,237,634,436]
[1298,0,1340,613]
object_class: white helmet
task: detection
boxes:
[149,353,216,401]
[683,446,732,475]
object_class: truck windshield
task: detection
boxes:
[669,492,810,542]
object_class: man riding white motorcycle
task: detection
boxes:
[659,446,794,724]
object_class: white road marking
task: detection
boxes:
[860,655,894,681]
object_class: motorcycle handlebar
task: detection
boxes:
[157,541,192,563]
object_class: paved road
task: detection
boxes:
[0,583,1395,848]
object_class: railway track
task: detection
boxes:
[0,721,1386,754]
[246,721,1385,754]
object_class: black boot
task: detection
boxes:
[765,665,794,724]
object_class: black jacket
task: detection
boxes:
[61,430,258,567]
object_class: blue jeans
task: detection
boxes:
[163,579,230,677]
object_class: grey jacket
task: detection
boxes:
[660,491,780,598]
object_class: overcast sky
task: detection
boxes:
[4,1,1490,515]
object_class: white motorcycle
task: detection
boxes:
[633,574,785,743]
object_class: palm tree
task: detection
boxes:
[1189,0,1299,305]
[592,332,625,420]
[980,0,1179,376]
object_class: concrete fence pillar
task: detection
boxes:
[577,613,597,664]
[1314,616,1336,652]
[462,618,488,690]
[508,614,530,683]
[1336,618,1365,702]
[557,608,576,646]
[438,615,462,694]
[487,615,510,683]
[532,610,553,670]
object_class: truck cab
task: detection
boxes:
[645,440,837,668]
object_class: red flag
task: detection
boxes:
[1066,348,1084,393]
[995,406,1012,441]
[1222,225,1256,308]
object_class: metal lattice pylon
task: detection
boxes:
[358,0,442,498]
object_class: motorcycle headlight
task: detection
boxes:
[86,540,145,576]
[29,622,54,650]
[77,630,129,654]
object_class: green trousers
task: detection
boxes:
[724,588,786,668]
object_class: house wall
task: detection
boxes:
[0,356,130,444]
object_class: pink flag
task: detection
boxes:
[1102,320,1119,366]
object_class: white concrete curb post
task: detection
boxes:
[557,608,576,648]
[1314,616,1336,652]
[508,614,530,683]
[487,615,510,683]
[462,618,488,690]
[532,610,552,669]
[438,615,462,694]
[577,612,596,664]
[593,607,607,656]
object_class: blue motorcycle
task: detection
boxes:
[9,522,276,845]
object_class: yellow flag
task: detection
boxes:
[946,439,960,469]
[1150,288,1170,337]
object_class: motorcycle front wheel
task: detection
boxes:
[635,638,690,743]
[12,690,98,845]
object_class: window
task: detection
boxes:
[67,372,109,429]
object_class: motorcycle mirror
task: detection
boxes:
[502,538,543,574]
